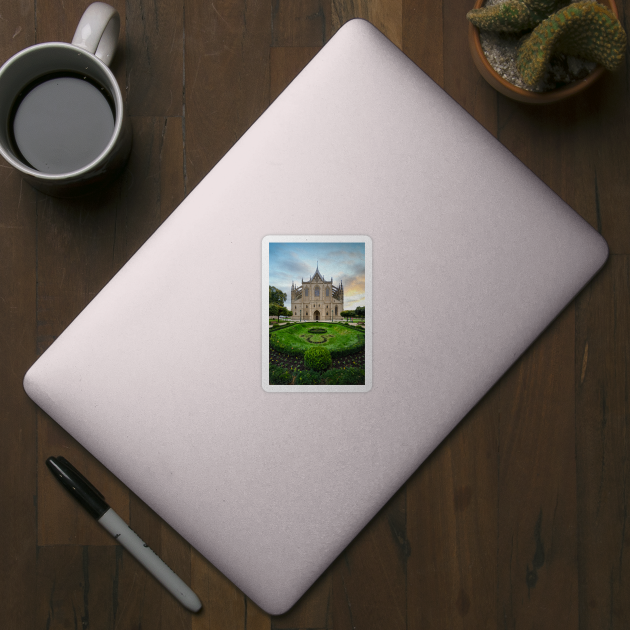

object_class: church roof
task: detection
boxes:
[311,262,325,282]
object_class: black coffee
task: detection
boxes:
[10,73,115,174]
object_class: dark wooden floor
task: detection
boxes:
[1,0,629,628]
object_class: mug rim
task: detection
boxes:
[0,41,125,181]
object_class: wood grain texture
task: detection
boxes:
[576,256,630,629]
[272,0,332,46]
[0,149,38,630]
[184,0,271,191]
[331,486,408,630]
[1,0,629,627]
[403,0,444,87]
[407,393,498,629]
[443,0,497,131]
[0,6,38,630]
[497,305,579,629]
[332,0,403,48]
[36,545,119,630]
[125,0,184,117]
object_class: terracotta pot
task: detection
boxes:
[468,0,619,103]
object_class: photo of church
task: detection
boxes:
[290,264,344,321]
[263,236,372,391]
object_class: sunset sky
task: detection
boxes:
[269,242,366,311]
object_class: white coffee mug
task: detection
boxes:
[0,2,132,197]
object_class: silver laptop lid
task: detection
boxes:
[24,19,607,614]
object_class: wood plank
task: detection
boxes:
[36,545,118,630]
[270,47,321,103]
[0,129,38,630]
[184,0,272,192]
[583,72,630,254]
[443,0,497,131]
[575,256,630,629]
[247,599,272,630]
[271,0,332,46]
[0,0,36,56]
[0,6,39,629]
[331,0,402,48]
[126,0,184,117]
[497,305,578,628]
[331,486,407,630]
[407,392,499,629]
[402,0,444,88]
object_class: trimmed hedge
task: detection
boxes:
[268,366,293,384]
[320,367,365,385]
[339,322,365,333]
[270,322,364,359]
[269,366,365,385]
[304,347,332,372]
[269,333,364,359]
[269,321,296,332]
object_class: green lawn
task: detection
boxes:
[270,322,364,358]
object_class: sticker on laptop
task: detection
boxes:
[262,236,372,392]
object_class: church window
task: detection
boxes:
[315,287,320,297]
[335,306,338,315]
[305,288,309,296]
[326,287,329,297]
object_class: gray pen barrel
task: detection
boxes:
[98,508,202,612]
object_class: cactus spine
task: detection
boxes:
[467,0,568,33]
[516,1,627,85]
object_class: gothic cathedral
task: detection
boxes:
[290,264,344,321]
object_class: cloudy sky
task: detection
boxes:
[269,242,366,310]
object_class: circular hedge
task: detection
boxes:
[270,322,364,358]
[308,327,327,334]
[304,347,332,372]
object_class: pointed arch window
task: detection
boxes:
[314,287,320,297]
[326,287,329,297]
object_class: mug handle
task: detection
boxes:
[71,2,120,67]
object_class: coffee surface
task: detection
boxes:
[12,74,115,174]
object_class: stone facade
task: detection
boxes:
[291,264,344,321]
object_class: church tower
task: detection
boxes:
[290,263,344,321]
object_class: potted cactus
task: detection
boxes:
[467,0,627,103]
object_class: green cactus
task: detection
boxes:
[467,0,568,33]
[517,1,627,85]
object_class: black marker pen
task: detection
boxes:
[46,456,202,612]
